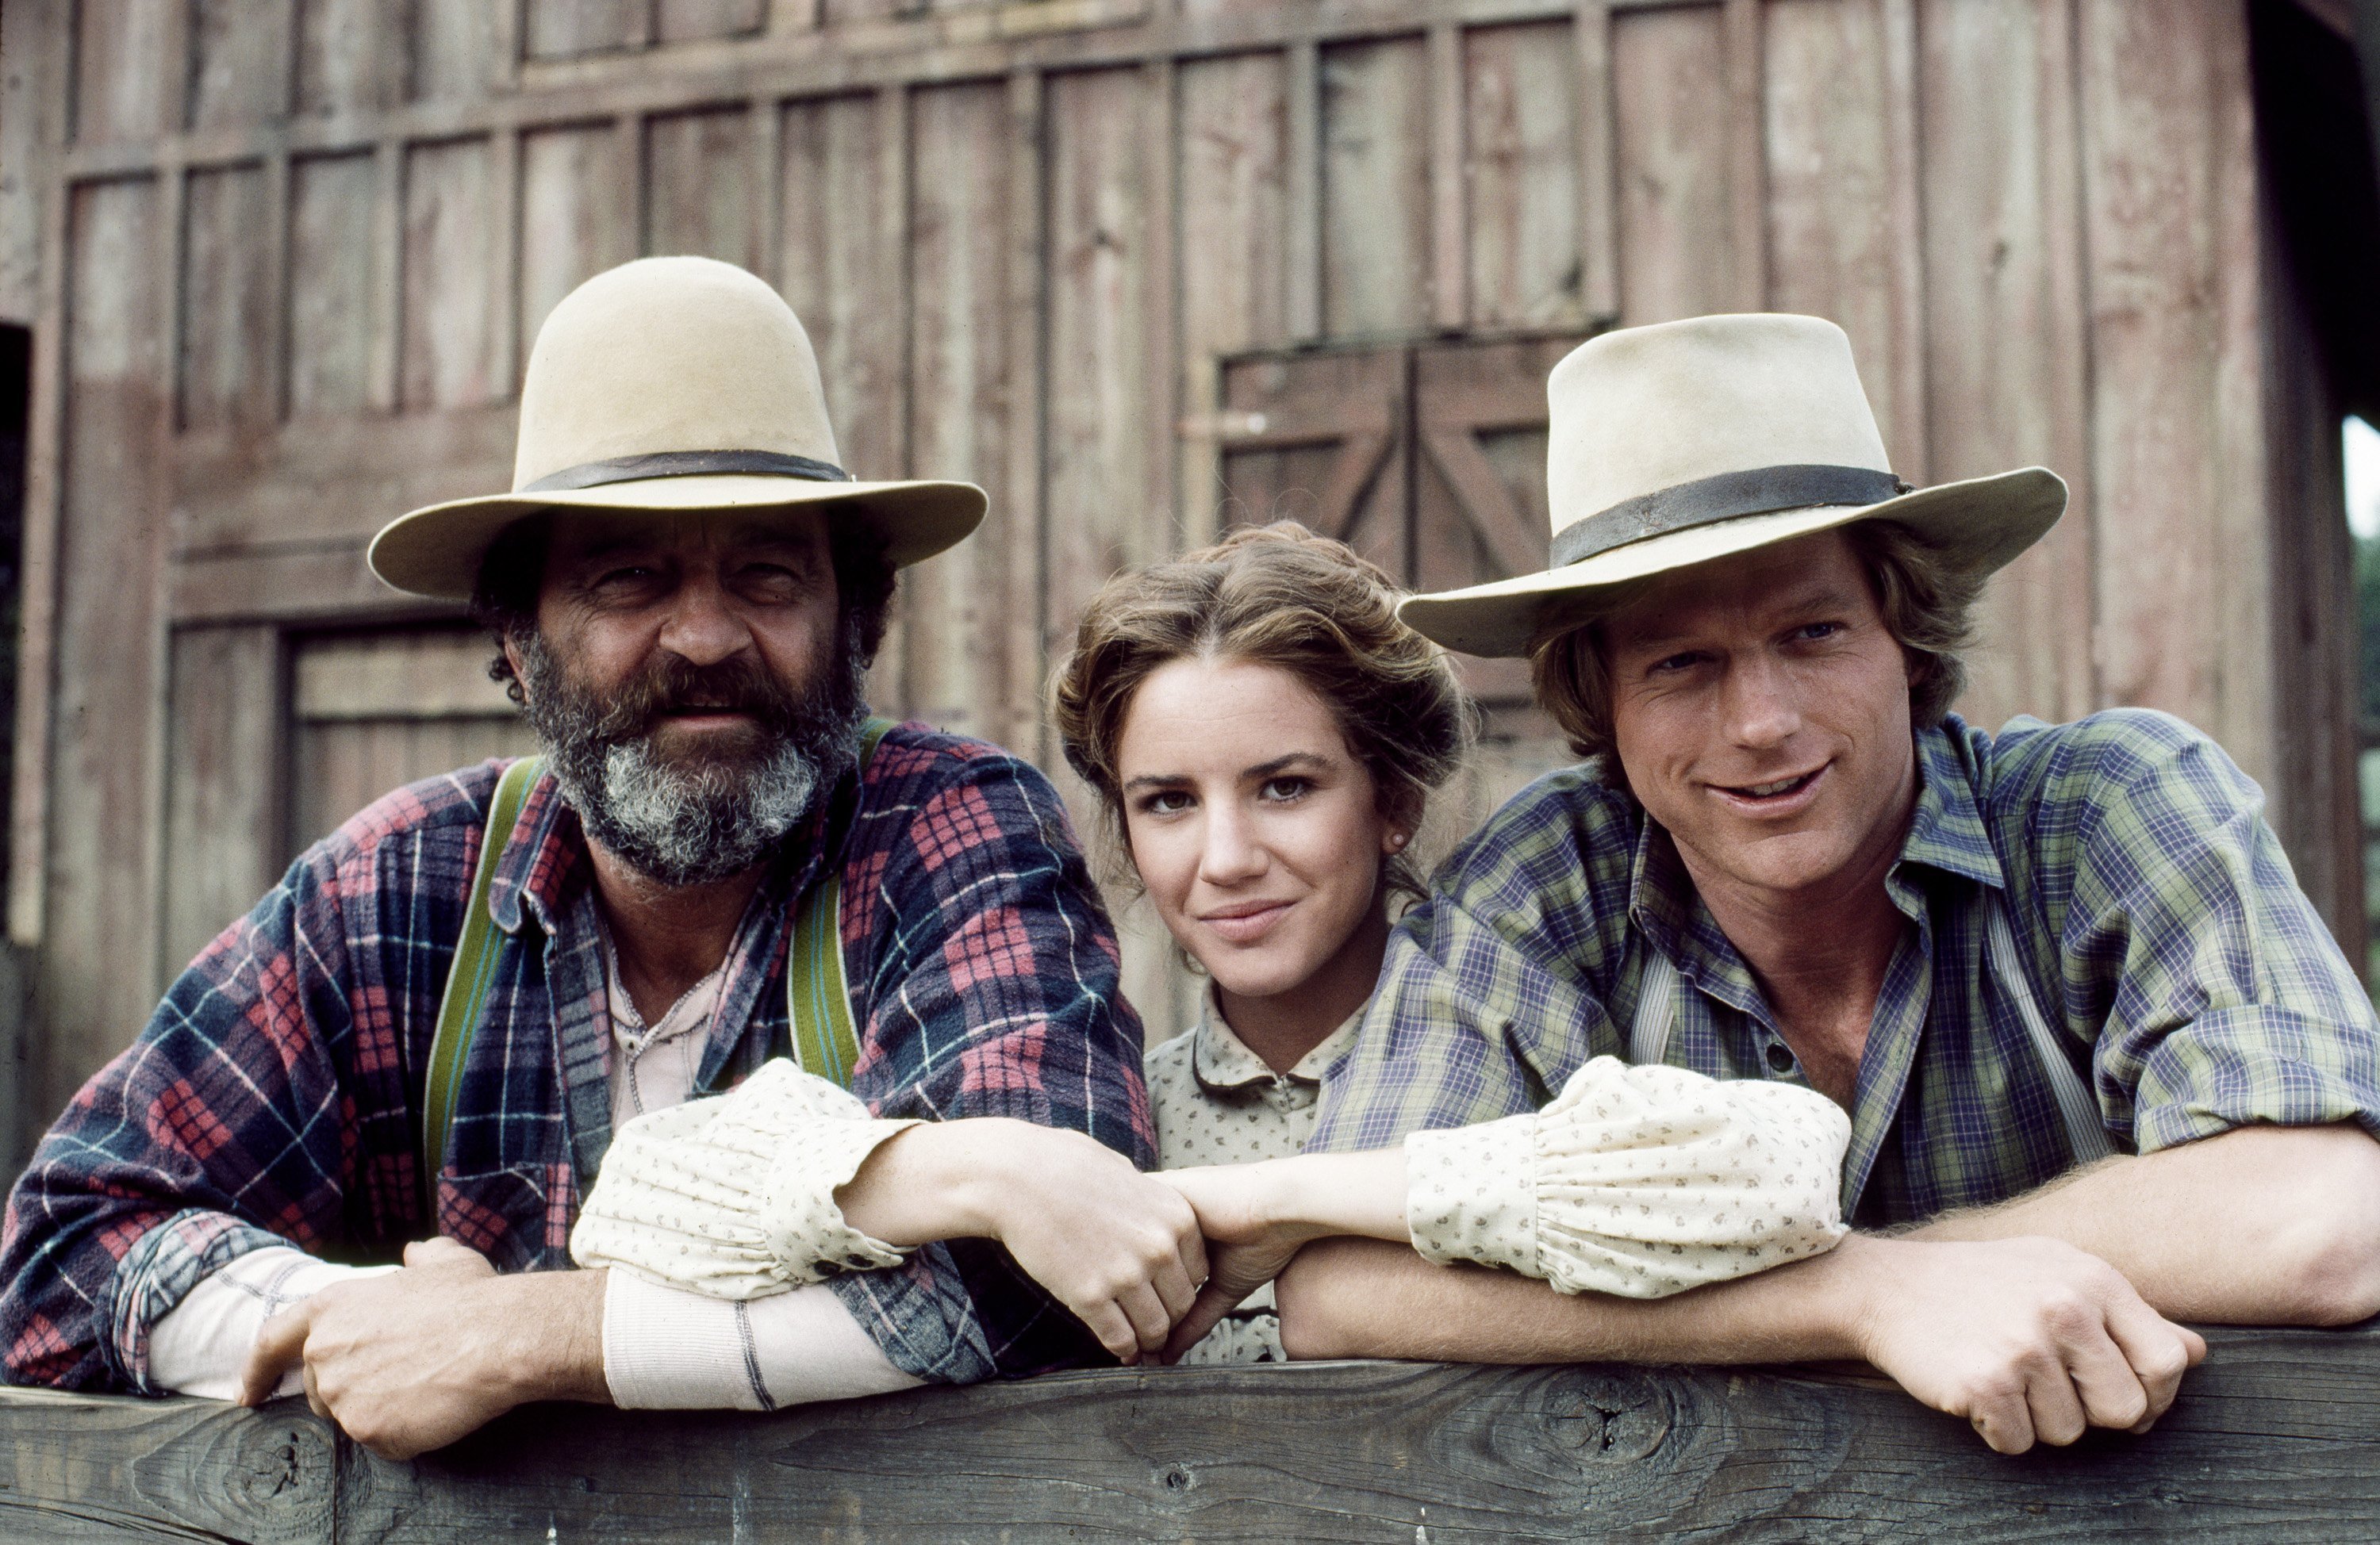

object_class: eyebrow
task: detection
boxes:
[1617,585,1865,650]
[1119,751,1332,793]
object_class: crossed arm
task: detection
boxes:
[1236,1121,2380,1453]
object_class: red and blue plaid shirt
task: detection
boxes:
[1,722,1154,1393]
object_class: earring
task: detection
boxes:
[1388,831,1410,851]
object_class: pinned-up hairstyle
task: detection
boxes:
[1052,521,1476,896]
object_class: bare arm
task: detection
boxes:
[835,1118,1207,1363]
[1275,1230,2202,1455]
[1907,1122,2380,1325]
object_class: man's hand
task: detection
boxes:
[239,1237,607,1461]
[1844,1233,2208,1453]
[840,1121,1207,1365]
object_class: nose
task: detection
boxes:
[655,563,753,669]
[1197,803,1269,888]
[1719,650,1801,750]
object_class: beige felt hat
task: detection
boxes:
[1397,313,2066,657]
[368,256,987,600]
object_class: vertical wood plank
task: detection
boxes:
[297,0,400,117]
[2078,0,2268,780]
[1002,67,1046,759]
[1879,0,1929,483]
[750,97,784,289]
[658,0,769,43]
[1722,0,1767,311]
[370,139,404,412]
[411,0,509,105]
[159,627,286,987]
[47,178,170,1109]
[287,151,380,419]
[778,94,900,481]
[1319,36,1432,339]
[1177,49,1291,540]
[1574,1,1618,318]
[868,82,914,712]
[71,0,179,144]
[1427,22,1468,333]
[644,107,754,265]
[401,136,502,410]
[527,0,649,59]
[187,0,289,131]
[1467,20,1583,328]
[1285,39,1322,343]
[520,125,626,372]
[1143,58,1180,544]
[1762,0,1901,453]
[6,6,76,945]
[179,163,275,432]
[1612,3,1734,324]
[489,128,522,396]
[904,82,1013,743]
[1921,0,2094,727]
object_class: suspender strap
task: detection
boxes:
[420,755,543,1221]
[1628,949,1679,1068]
[783,716,897,1090]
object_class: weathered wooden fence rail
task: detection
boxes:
[2,1325,2376,1542]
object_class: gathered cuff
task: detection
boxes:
[572,1060,918,1300]
[1404,1056,1851,1299]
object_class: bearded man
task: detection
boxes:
[0,258,1198,1458]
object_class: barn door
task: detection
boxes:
[289,625,539,854]
[1209,334,1591,826]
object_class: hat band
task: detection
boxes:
[1550,463,1910,569]
[520,449,854,494]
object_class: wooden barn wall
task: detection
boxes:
[0,0,2352,1121]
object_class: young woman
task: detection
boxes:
[572,524,1852,1371]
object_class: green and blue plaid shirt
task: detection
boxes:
[1308,709,2380,1227]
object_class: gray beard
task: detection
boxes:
[513,630,866,888]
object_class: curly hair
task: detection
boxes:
[466,511,900,703]
[1051,521,1476,897]
[1528,519,1983,794]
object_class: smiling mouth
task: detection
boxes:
[1199,902,1293,942]
[1714,767,1824,803]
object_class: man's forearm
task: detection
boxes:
[1907,1122,2380,1325]
[1273,1233,1871,1366]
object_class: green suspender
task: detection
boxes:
[783,715,897,1087]
[420,718,896,1220]
[419,753,543,1221]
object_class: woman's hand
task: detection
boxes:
[839,1120,1208,1365]
[1153,1163,1322,1360]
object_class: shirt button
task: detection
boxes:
[1766,1043,1796,1074]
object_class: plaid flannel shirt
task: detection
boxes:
[1309,709,2380,1225]
[1,722,1154,1392]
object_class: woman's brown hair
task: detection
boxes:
[1052,521,1475,895]
[1528,518,1983,793]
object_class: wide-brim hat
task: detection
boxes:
[369,256,987,600]
[1397,314,2066,657]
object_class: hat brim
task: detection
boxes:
[1397,466,2067,657]
[367,472,990,600]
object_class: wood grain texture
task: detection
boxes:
[904,81,1015,746]
[644,107,757,266]
[1919,0,2095,732]
[1464,21,1584,328]
[6,1326,2380,1540]
[401,137,503,410]
[2078,0,2267,786]
[519,125,627,378]
[186,0,290,132]
[1611,2,1733,324]
[1319,36,1432,339]
[71,0,179,146]
[159,626,286,987]
[44,178,171,1125]
[1760,0,1903,469]
[178,163,276,432]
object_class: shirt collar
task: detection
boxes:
[1190,986,1365,1093]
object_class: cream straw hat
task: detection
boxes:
[1396,313,2066,657]
[369,256,986,600]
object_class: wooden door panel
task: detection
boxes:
[288,627,538,852]
[1215,349,1408,579]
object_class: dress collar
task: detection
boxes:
[1189,985,1365,1094]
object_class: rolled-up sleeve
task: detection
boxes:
[2054,718,2380,1152]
